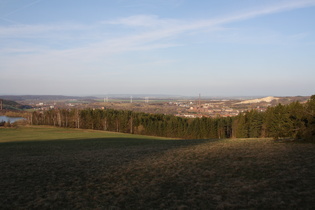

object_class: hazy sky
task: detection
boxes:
[1,0,315,96]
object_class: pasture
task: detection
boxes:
[1,126,315,209]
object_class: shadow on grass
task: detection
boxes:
[0,137,219,170]
[0,137,223,209]
[0,137,217,151]
[1,138,315,209]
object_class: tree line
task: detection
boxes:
[31,95,315,140]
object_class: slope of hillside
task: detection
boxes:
[236,96,279,104]
[1,126,315,209]
[0,98,32,110]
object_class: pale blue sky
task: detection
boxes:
[1,0,314,96]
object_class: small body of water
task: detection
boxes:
[0,116,25,123]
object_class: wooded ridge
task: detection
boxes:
[30,95,315,141]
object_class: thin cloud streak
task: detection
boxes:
[104,15,179,28]
[2,0,43,17]
[1,0,315,72]
[0,0,43,24]
[0,23,91,38]
[2,0,315,38]
[58,0,315,58]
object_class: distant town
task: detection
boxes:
[0,95,310,118]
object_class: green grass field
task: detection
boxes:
[1,126,315,209]
[0,125,173,143]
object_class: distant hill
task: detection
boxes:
[236,96,279,104]
[0,95,98,101]
[235,96,310,105]
[0,98,32,110]
[93,94,183,99]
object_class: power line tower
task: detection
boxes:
[145,97,149,103]
[130,96,133,103]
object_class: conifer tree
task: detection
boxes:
[302,95,315,140]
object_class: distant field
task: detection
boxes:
[95,99,172,103]
[1,126,315,209]
[0,126,172,143]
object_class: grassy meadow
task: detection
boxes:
[1,126,315,209]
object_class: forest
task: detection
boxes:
[30,95,315,141]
